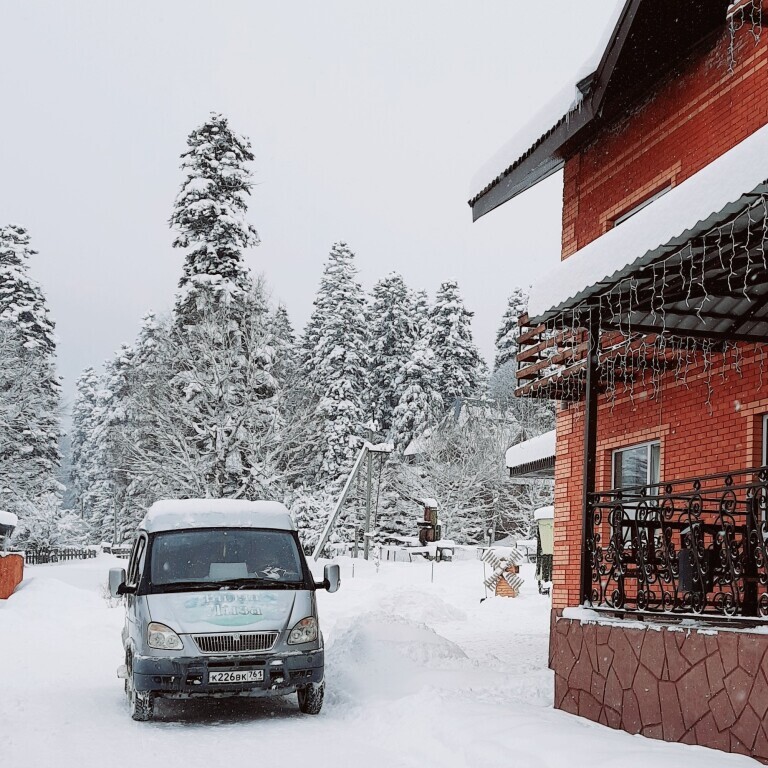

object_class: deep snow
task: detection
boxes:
[0,554,757,767]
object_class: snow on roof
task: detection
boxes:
[0,510,18,528]
[534,506,554,521]
[469,1,625,201]
[421,498,438,508]
[505,430,556,469]
[529,123,768,320]
[141,499,294,534]
[469,83,583,200]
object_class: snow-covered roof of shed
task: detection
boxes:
[528,124,768,321]
[534,506,554,521]
[141,499,294,534]
[505,430,556,469]
[0,510,18,528]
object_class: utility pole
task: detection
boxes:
[364,448,373,560]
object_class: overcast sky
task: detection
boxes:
[1,1,621,418]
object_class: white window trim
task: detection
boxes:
[611,440,661,491]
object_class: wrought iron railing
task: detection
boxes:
[585,467,768,617]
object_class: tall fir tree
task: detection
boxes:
[494,287,528,371]
[271,303,297,388]
[301,242,369,487]
[390,337,442,452]
[70,367,103,521]
[489,287,528,405]
[366,273,418,435]
[170,112,259,320]
[429,280,485,408]
[0,226,61,521]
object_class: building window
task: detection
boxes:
[612,184,672,228]
[612,441,661,491]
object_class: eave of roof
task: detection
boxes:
[469,0,731,221]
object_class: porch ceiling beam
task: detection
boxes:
[601,321,767,344]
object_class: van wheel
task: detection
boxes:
[126,655,154,721]
[129,686,155,721]
[297,682,324,715]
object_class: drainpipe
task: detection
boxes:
[580,309,600,605]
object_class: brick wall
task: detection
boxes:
[561,5,768,257]
[553,347,768,610]
[552,4,768,610]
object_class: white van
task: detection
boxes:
[108,499,340,721]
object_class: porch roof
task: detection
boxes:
[506,430,556,479]
[527,124,768,331]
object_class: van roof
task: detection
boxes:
[140,499,295,534]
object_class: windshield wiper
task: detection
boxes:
[218,577,299,590]
[153,581,216,593]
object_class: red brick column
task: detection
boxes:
[0,554,24,599]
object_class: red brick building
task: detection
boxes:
[471,0,768,761]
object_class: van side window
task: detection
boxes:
[126,536,146,588]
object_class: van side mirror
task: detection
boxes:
[323,564,340,593]
[109,567,127,598]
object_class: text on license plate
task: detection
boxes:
[209,669,264,684]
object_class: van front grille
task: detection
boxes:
[193,632,279,655]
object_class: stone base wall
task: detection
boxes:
[551,610,768,762]
[0,553,24,599]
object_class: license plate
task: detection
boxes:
[209,669,264,684]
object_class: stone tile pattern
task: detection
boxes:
[552,615,768,762]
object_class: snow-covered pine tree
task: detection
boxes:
[88,344,136,543]
[0,225,56,352]
[301,243,369,488]
[70,367,104,523]
[390,337,442,453]
[271,303,297,388]
[429,280,485,408]
[170,112,259,321]
[0,226,61,521]
[489,287,529,405]
[366,273,418,435]
[494,287,528,371]
[412,289,432,341]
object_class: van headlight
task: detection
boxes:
[148,622,184,650]
[288,617,318,644]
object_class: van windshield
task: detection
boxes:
[148,529,305,591]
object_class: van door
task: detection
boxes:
[124,534,147,649]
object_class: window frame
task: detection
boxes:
[611,440,661,493]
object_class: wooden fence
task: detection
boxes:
[14,547,98,565]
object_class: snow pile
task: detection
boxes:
[529,123,768,319]
[0,555,755,768]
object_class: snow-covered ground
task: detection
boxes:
[0,555,757,767]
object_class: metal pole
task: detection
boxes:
[580,309,600,605]
[364,450,373,560]
[312,445,369,560]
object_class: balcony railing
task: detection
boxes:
[585,467,768,618]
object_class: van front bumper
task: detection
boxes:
[131,649,324,696]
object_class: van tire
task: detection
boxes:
[126,654,154,721]
[297,682,324,715]
[130,688,155,721]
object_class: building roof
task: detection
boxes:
[506,430,556,479]
[469,0,731,221]
[141,499,294,534]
